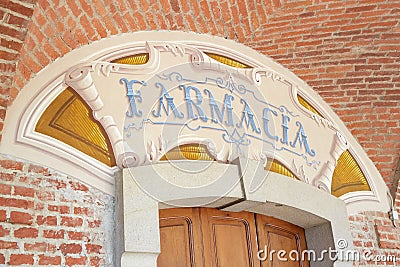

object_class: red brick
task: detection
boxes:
[36,191,55,201]
[0,172,13,182]
[0,160,23,170]
[0,225,10,237]
[24,242,57,253]
[73,207,92,216]
[42,41,60,60]
[65,256,87,266]
[9,211,33,224]
[90,256,104,267]
[28,164,50,175]
[53,36,70,55]
[326,65,353,73]
[0,38,23,53]
[0,210,5,221]
[36,215,57,226]
[69,181,88,191]
[6,1,35,17]
[43,229,65,239]
[103,16,118,35]
[9,254,34,265]
[86,243,103,254]
[49,179,67,189]
[48,204,70,214]
[79,15,97,40]
[0,253,4,264]
[65,0,81,17]
[13,185,35,197]
[72,28,89,45]
[0,240,18,249]
[0,183,11,195]
[60,243,82,255]
[61,216,83,227]
[78,0,94,17]
[62,31,80,49]
[38,254,61,265]
[68,231,87,240]
[91,18,107,38]
[14,227,39,238]
[379,241,398,249]
[88,219,101,228]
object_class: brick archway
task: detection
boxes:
[1,0,399,195]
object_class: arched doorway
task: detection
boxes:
[0,31,391,267]
[158,207,309,267]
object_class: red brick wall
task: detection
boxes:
[0,156,114,266]
[349,211,400,265]
[0,0,399,266]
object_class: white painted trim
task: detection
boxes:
[0,31,390,213]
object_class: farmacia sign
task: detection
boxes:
[65,41,348,192]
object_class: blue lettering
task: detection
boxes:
[290,121,315,156]
[180,85,207,122]
[263,108,279,141]
[120,78,146,117]
[281,114,290,145]
[152,82,184,118]
[204,89,234,126]
[237,99,261,133]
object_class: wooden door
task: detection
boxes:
[256,215,309,267]
[158,208,203,267]
[158,208,309,267]
[200,208,259,267]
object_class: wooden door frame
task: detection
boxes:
[116,159,354,267]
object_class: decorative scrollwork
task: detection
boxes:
[65,65,104,112]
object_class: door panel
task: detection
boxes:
[256,215,309,267]
[158,208,203,267]
[201,208,259,267]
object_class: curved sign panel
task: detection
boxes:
[66,41,347,193]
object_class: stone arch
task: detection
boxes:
[1,31,389,215]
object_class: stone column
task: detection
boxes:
[116,169,160,267]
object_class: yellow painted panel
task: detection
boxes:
[160,144,215,161]
[297,95,323,117]
[265,159,298,180]
[36,88,116,167]
[331,150,371,197]
[112,53,149,65]
[205,53,251,68]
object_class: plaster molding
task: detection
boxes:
[313,131,349,192]
[65,64,104,113]
[292,159,310,184]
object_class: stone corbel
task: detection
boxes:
[99,116,140,168]
[65,65,104,113]
[313,131,349,192]
[65,65,140,169]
